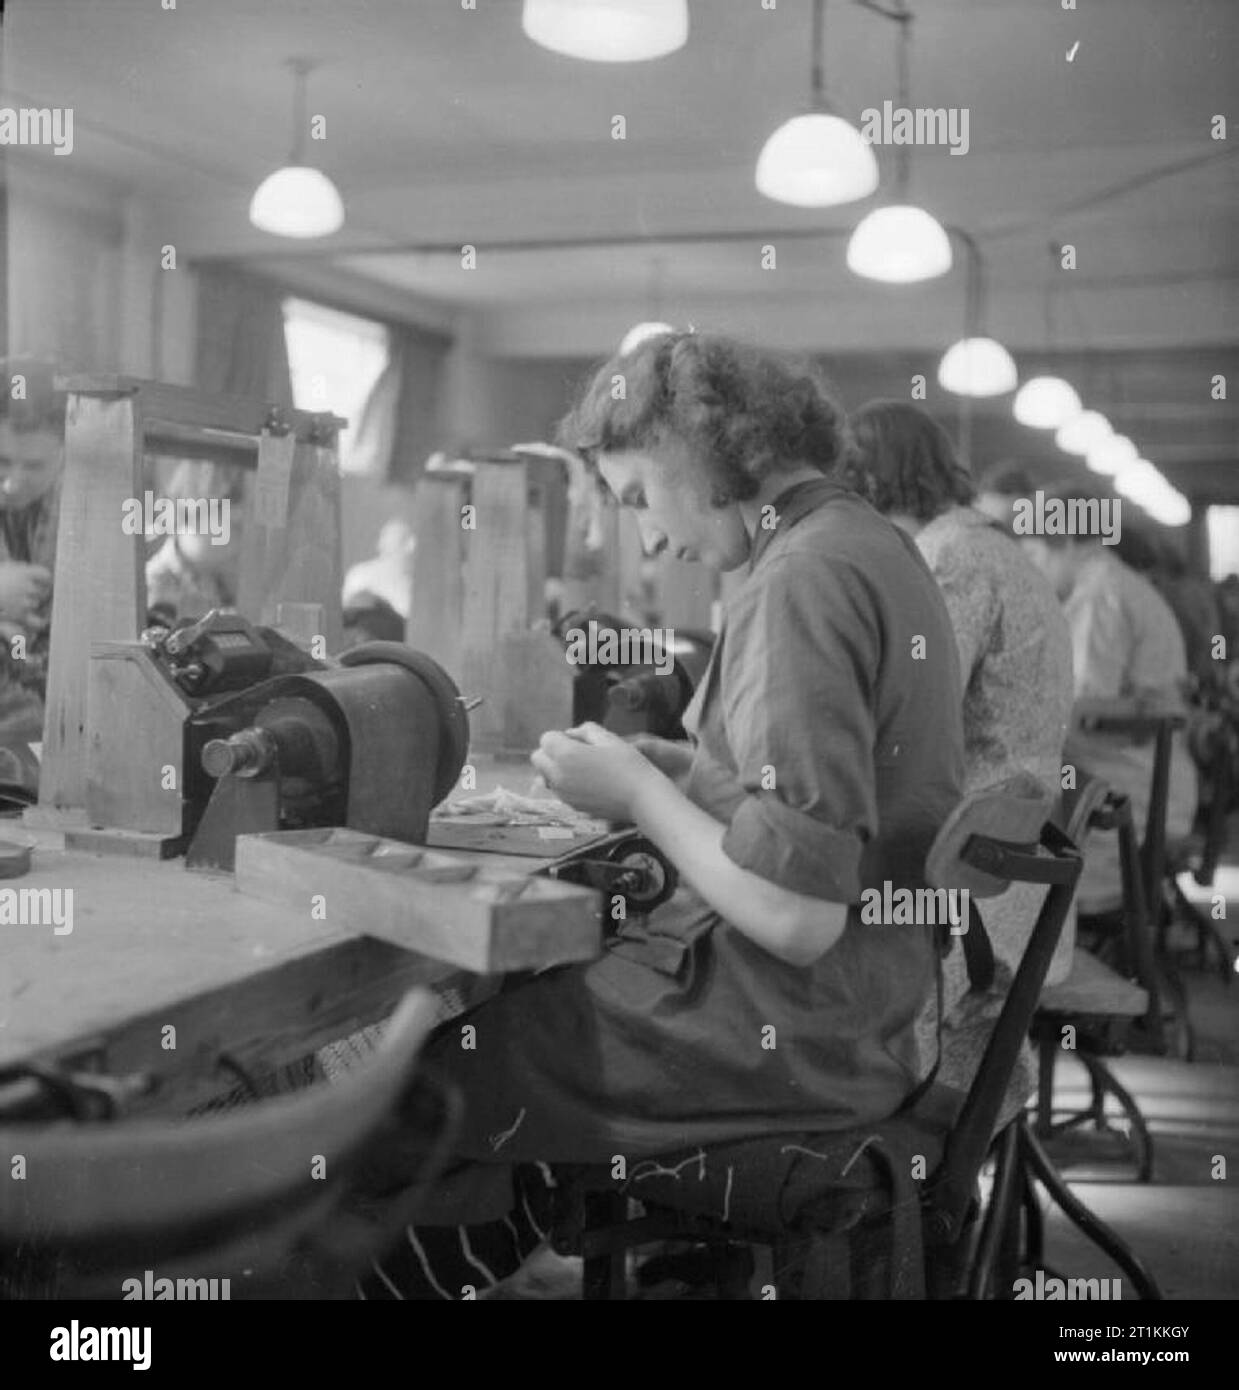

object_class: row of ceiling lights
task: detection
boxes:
[525,2,1190,528]
[248,0,1190,527]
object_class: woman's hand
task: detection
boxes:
[627,733,695,782]
[531,722,666,822]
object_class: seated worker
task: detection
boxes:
[342,518,415,621]
[355,330,965,1298]
[0,358,65,769]
[145,460,246,621]
[973,458,1036,535]
[1023,480,1198,912]
[840,401,1074,1117]
[340,591,405,648]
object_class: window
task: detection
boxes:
[282,297,390,473]
[1206,506,1239,581]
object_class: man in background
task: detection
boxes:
[342,518,415,625]
[0,358,64,774]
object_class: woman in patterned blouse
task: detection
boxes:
[841,400,1075,1119]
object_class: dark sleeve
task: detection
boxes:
[718,551,880,903]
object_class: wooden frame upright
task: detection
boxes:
[28,374,346,828]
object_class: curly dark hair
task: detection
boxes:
[555,330,850,505]
[840,399,975,522]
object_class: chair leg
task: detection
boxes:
[968,1124,1021,1300]
[581,1192,628,1300]
[1035,1032,1057,1139]
[1078,1052,1155,1182]
[1086,1058,1109,1131]
[1019,1120,1164,1300]
[1021,1167,1044,1268]
[1174,881,1235,986]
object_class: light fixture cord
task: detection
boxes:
[1044,239,1060,355]
[894,1,912,198]
[289,59,311,163]
[955,227,984,339]
[811,0,826,108]
[951,225,986,468]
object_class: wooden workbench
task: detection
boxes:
[1,757,601,1116]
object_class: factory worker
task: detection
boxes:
[0,358,63,766]
[1023,481,1197,913]
[144,460,246,623]
[841,400,1073,1123]
[356,331,965,1298]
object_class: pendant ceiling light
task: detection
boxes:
[1013,376,1081,430]
[1115,459,1190,525]
[755,0,877,207]
[938,337,1018,397]
[1012,246,1080,429]
[937,230,1017,397]
[846,1,951,281]
[1055,409,1112,455]
[1115,459,1187,518]
[250,60,344,239]
[522,0,689,62]
[620,321,676,354]
[846,205,952,282]
[1086,433,1138,475]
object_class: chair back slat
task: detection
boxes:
[924,821,1082,1241]
[1059,774,1111,847]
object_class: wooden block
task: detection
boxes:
[22,805,87,831]
[407,472,468,678]
[39,392,145,815]
[64,826,186,860]
[85,643,190,836]
[235,829,602,973]
[462,462,530,637]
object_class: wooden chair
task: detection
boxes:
[0,989,460,1299]
[1167,707,1236,981]
[1079,714,1198,1055]
[546,773,1138,1300]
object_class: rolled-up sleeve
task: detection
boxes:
[718,551,879,903]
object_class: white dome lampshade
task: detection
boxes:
[756,112,879,208]
[1013,376,1081,430]
[249,165,344,238]
[1115,460,1191,525]
[937,337,1018,397]
[619,321,676,354]
[1148,491,1192,527]
[846,204,953,283]
[1054,410,1111,456]
[1086,433,1138,475]
[522,0,688,62]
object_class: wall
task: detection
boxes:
[4,159,195,382]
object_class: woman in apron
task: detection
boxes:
[358,331,965,1298]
